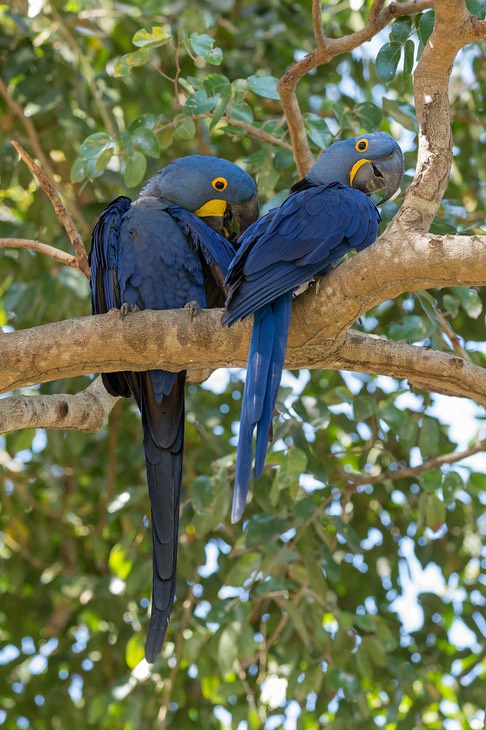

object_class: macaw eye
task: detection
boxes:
[212,177,228,191]
[355,139,368,152]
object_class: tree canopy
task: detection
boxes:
[0,1,485,728]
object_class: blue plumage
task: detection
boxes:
[90,156,258,661]
[223,133,404,522]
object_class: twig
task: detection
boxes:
[0,238,78,269]
[433,306,472,362]
[155,113,293,151]
[11,140,91,279]
[343,438,486,487]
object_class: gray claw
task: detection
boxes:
[120,302,140,318]
[185,300,201,320]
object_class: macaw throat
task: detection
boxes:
[349,158,371,187]
[193,199,227,218]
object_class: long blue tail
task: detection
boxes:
[231,293,292,522]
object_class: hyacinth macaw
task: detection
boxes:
[90,156,258,662]
[222,132,404,523]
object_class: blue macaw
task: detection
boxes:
[89,155,258,662]
[222,132,404,523]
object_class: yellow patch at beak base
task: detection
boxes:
[193,199,227,217]
[349,158,371,187]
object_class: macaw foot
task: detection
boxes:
[120,302,140,318]
[184,300,201,321]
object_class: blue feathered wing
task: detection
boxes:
[222,183,381,522]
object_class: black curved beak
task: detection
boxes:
[352,147,404,204]
[229,192,260,235]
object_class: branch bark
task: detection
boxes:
[344,438,486,487]
[1,229,485,432]
[277,0,433,176]
[10,140,91,278]
[392,0,486,232]
[0,238,78,269]
[0,378,119,434]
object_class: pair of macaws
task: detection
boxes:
[90,132,404,662]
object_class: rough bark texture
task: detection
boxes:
[1,0,485,435]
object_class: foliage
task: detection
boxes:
[0,1,485,728]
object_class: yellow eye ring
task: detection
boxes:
[355,138,369,153]
[212,177,228,191]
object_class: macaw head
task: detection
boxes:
[306,132,404,203]
[140,155,259,237]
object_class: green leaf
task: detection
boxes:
[443,293,460,317]
[70,155,98,183]
[390,19,411,44]
[206,47,223,65]
[418,11,435,46]
[382,97,417,131]
[388,315,431,342]
[123,150,147,188]
[191,476,214,514]
[450,286,482,318]
[376,42,402,85]
[218,624,239,675]
[189,32,214,56]
[414,291,442,333]
[189,33,223,64]
[403,39,415,78]
[247,74,280,100]
[418,417,440,457]
[125,634,145,669]
[114,48,152,77]
[79,132,112,158]
[128,113,157,131]
[132,26,171,49]
[129,126,160,158]
[467,0,486,17]
[225,552,262,586]
[419,469,443,494]
[419,492,446,532]
[184,89,215,115]
[354,394,375,421]
[230,102,254,124]
[109,543,132,579]
[245,514,289,548]
[95,147,114,173]
[304,113,333,148]
[443,471,463,503]
[174,119,196,140]
[352,102,383,131]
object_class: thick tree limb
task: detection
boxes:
[0,238,78,269]
[0,229,485,433]
[278,0,433,176]
[0,378,119,434]
[10,140,91,278]
[393,0,486,232]
[333,332,486,407]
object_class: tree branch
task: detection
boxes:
[277,0,433,176]
[0,238,78,269]
[1,227,485,432]
[10,140,91,279]
[0,377,119,433]
[392,0,486,231]
[344,438,486,487]
[334,331,486,407]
